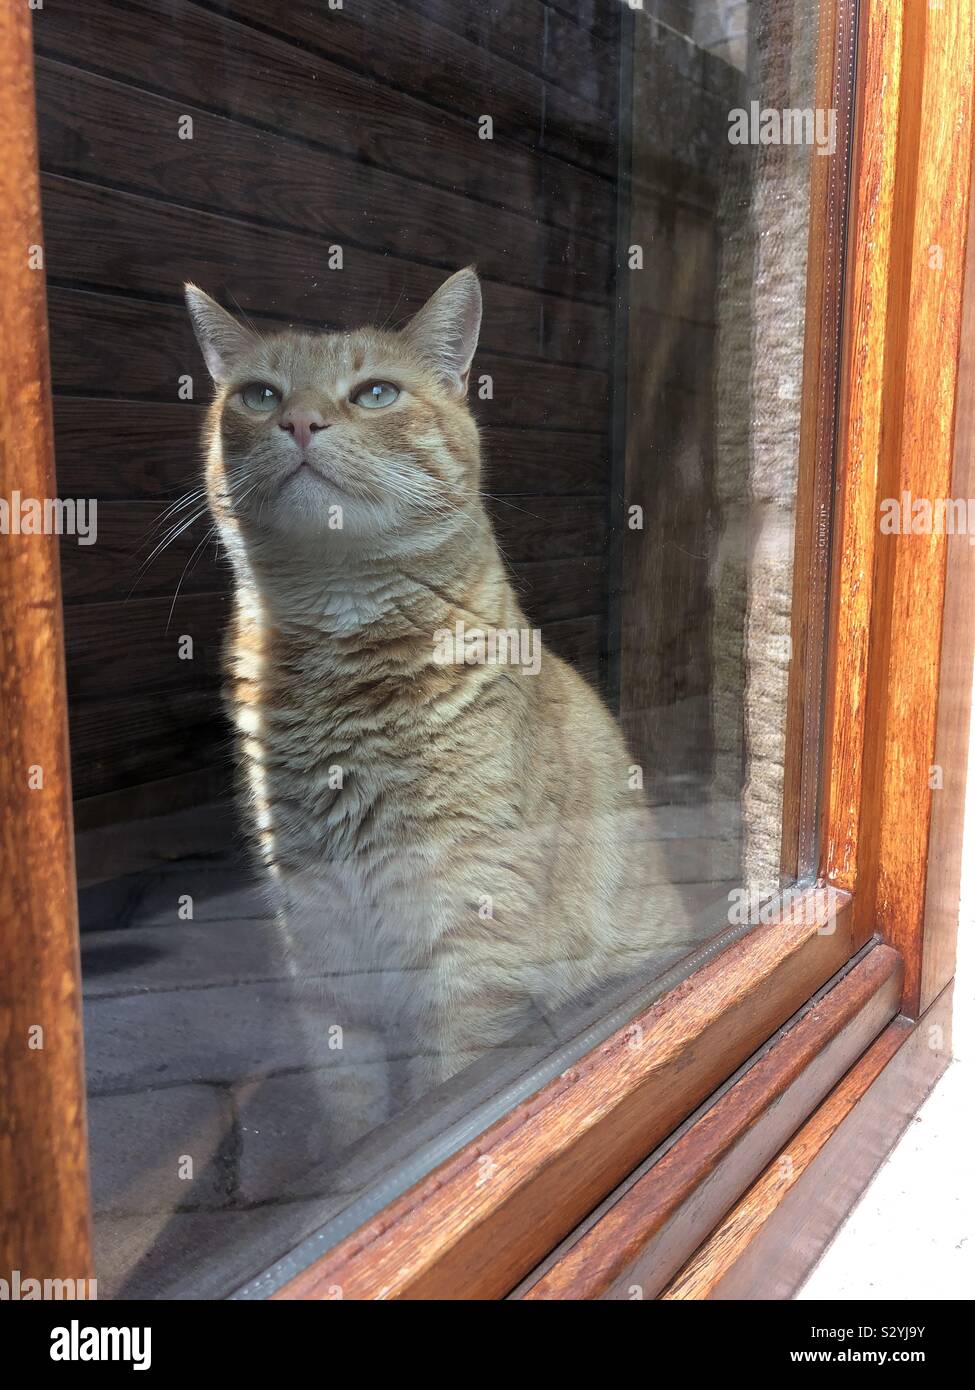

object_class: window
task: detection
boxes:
[2,0,972,1302]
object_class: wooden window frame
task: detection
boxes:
[1,0,972,1300]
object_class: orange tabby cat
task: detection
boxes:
[185,269,691,1119]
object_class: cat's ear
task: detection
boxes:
[403,267,482,396]
[184,284,256,385]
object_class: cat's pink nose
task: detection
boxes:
[279,408,327,451]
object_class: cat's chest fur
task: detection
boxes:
[228,601,513,983]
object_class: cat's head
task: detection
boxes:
[184,269,483,555]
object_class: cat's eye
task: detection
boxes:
[240,382,281,412]
[352,381,400,410]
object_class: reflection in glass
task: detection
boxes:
[36,0,830,1296]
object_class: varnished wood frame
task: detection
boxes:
[660,981,954,1300]
[822,0,975,1015]
[275,890,853,1299]
[519,941,905,1300]
[2,0,972,1303]
[0,4,92,1287]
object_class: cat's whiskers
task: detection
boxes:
[390,470,499,553]
[479,492,546,523]
[129,503,214,597]
[141,459,226,539]
[139,486,209,545]
[381,463,471,523]
[165,522,219,632]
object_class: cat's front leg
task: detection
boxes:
[274,902,395,1162]
[404,970,534,1103]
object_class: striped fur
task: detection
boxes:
[186,270,691,1128]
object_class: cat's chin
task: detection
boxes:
[275,460,347,500]
[261,466,358,533]
[280,458,353,498]
[241,482,395,554]
[232,468,459,560]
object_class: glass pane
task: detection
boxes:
[35,0,845,1297]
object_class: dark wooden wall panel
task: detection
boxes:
[34,62,612,302]
[33,0,621,820]
[40,175,610,370]
[34,0,615,236]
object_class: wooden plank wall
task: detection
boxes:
[32,0,622,827]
